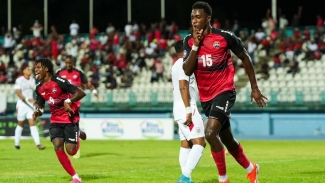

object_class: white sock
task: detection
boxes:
[15,125,23,146]
[179,147,191,173]
[72,173,80,180]
[30,126,41,146]
[245,162,254,173]
[182,144,204,177]
[219,175,228,181]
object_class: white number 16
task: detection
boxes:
[200,54,212,67]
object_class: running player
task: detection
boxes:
[33,58,86,183]
[14,64,45,150]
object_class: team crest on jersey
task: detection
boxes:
[196,127,201,133]
[73,75,78,79]
[213,41,220,48]
[52,88,57,93]
[61,75,66,78]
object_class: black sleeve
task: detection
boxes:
[35,84,45,108]
[222,30,245,55]
[54,76,78,94]
[78,69,88,84]
[55,69,61,75]
[183,34,192,60]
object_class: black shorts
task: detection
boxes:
[201,90,236,131]
[49,123,79,144]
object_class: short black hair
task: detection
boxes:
[174,40,184,54]
[35,58,54,74]
[65,55,74,62]
[192,1,212,16]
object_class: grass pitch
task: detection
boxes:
[0,139,324,183]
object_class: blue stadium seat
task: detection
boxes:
[321,91,325,105]
[106,92,114,106]
[295,91,304,105]
[84,93,92,107]
[269,91,278,105]
[151,92,158,106]
[128,92,137,106]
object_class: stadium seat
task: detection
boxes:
[321,91,325,105]
[128,92,137,106]
[106,92,114,106]
[295,91,304,105]
[151,92,159,106]
[269,91,279,105]
[84,92,92,106]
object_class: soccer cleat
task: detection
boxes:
[15,145,20,150]
[36,145,45,150]
[247,163,260,183]
[72,149,80,159]
[177,174,191,183]
[79,130,87,140]
[70,178,82,183]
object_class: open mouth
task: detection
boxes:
[35,73,40,80]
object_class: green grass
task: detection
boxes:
[0,139,324,183]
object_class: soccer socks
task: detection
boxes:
[14,125,23,146]
[228,144,251,171]
[179,147,191,172]
[211,149,227,176]
[55,150,76,176]
[182,145,204,177]
[30,126,41,146]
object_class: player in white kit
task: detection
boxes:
[172,40,206,183]
[14,65,45,150]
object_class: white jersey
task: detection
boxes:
[172,57,198,121]
[14,76,35,103]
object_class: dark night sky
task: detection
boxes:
[0,0,322,35]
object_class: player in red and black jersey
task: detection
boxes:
[56,55,98,101]
[183,2,267,183]
[56,55,98,159]
[33,58,86,183]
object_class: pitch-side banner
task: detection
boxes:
[80,118,174,140]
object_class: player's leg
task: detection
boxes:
[50,124,81,182]
[64,123,80,156]
[26,110,45,150]
[220,124,259,183]
[14,105,26,149]
[179,128,192,173]
[202,92,235,183]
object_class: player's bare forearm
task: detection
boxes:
[69,87,86,103]
[85,82,95,91]
[179,80,191,107]
[237,51,259,89]
[15,90,25,100]
[183,52,197,76]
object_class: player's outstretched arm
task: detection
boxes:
[83,82,98,99]
[237,50,268,108]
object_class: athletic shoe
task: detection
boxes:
[70,178,82,183]
[79,130,87,140]
[15,145,20,150]
[36,145,45,150]
[247,163,259,183]
[177,174,191,183]
[72,149,80,159]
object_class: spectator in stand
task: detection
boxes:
[303,27,311,40]
[273,53,281,69]
[316,15,324,35]
[124,21,133,38]
[269,29,279,48]
[246,36,257,65]
[30,20,43,38]
[260,60,270,79]
[291,6,302,28]
[261,37,271,56]
[105,73,117,90]
[232,20,240,36]
[90,26,99,38]
[303,39,318,60]
[106,22,115,40]
[112,29,120,54]
[154,58,164,81]
[99,32,108,46]
[255,28,265,43]
[158,35,168,57]
[69,20,79,39]
[294,39,303,56]
[12,27,22,44]
[287,57,299,75]
[265,9,277,36]
[293,28,301,39]
[278,9,288,40]
[3,31,15,54]
[0,71,6,83]
[212,18,221,29]
[169,21,179,40]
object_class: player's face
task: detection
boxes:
[23,66,32,76]
[65,58,73,71]
[34,63,47,80]
[191,9,210,31]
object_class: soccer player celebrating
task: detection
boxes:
[172,40,205,183]
[33,58,86,183]
[56,55,97,158]
[14,65,45,150]
[183,2,267,183]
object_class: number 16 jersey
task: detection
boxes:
[184,28,245,102]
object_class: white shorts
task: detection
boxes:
[16,101,35,121]
[176,104,205,141]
